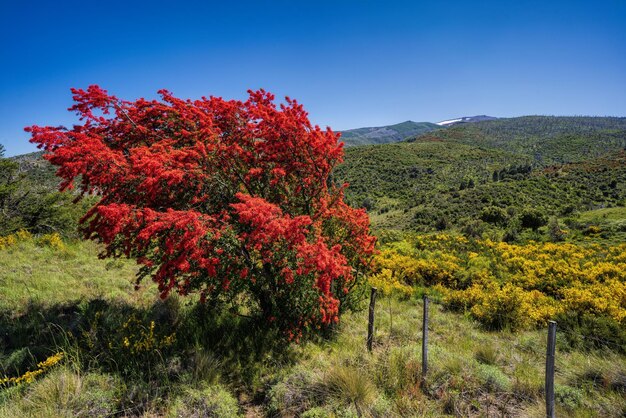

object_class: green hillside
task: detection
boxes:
[412,116,626,165]
[1,149,88,236]
[340,120,440,146]
[11,151,58,189]
[335,138,529,203]
[337,127,626,234]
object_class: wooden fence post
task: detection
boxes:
[367,287,377,352]
[546,320,557,418]
[422,295,429,377]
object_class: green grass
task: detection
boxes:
[270,296,626,416]
[563,206,626,245]
[1,239,625,416]
[0,238,152,312]
[578,206,626,222]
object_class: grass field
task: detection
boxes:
[0,235,146,312]
[1,235,625,417]
[578,207,626,222]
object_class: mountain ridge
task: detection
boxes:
[339,115,499,146]
[339,120,440,147]
[436,115,498,126]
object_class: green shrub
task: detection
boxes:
[547,217,566,242]
[519,209,548,230]
[267,368,323,416]
[167,385,241,418]
[301,406,331,418]
[476,364,511,392]
[554,384,584,410]
[460,219,487,238]
[555,312,626,354]
[480,206,509,226]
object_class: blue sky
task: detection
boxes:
[1,0,625,156]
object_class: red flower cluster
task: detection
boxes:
[27,86,375,336]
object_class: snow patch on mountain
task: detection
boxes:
[436,115,497,126]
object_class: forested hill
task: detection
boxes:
[336,116,626,234]
[339,121,440,146]
[410,116,626,165]
[11,150,58,189]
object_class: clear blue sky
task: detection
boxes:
[1,0,625,156]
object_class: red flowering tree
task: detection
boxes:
[27,86,375,338]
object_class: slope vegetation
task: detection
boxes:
[1,236,624,417]
[413,116,626,165]
[337,117,626,232]
[340,120,440,146]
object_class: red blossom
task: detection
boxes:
[27,86,375,337]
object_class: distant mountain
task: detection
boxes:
[339,121,440,147]
[436,115,498,126]
[339,117,500,147]
[415,116,626,165]
[10,151,59,189]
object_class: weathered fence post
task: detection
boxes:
[422,295,429,377]
[367,287,377,352]
[545,320,557,418]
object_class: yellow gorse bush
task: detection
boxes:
[0,230,65,251]
[117,316,176,355]
[0,229,32,250]
[36,232,65,251]
[82,310,176,362]
[373,233,626,330]
[443,283,559,330]
[368,268,414,298]
[0,352,64,387]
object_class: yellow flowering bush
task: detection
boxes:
[560,280,626,323]
[0,229,33,250]
[0,230,67,251]
[368,268,414,298]
[373,243,463,288]
[107,315,176,356]
[443,283,558,330]
[90,312,176,356]
[79,309,177,375]
[36,232,66,250]
[375,233,626,330]
[0,352,64,387]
